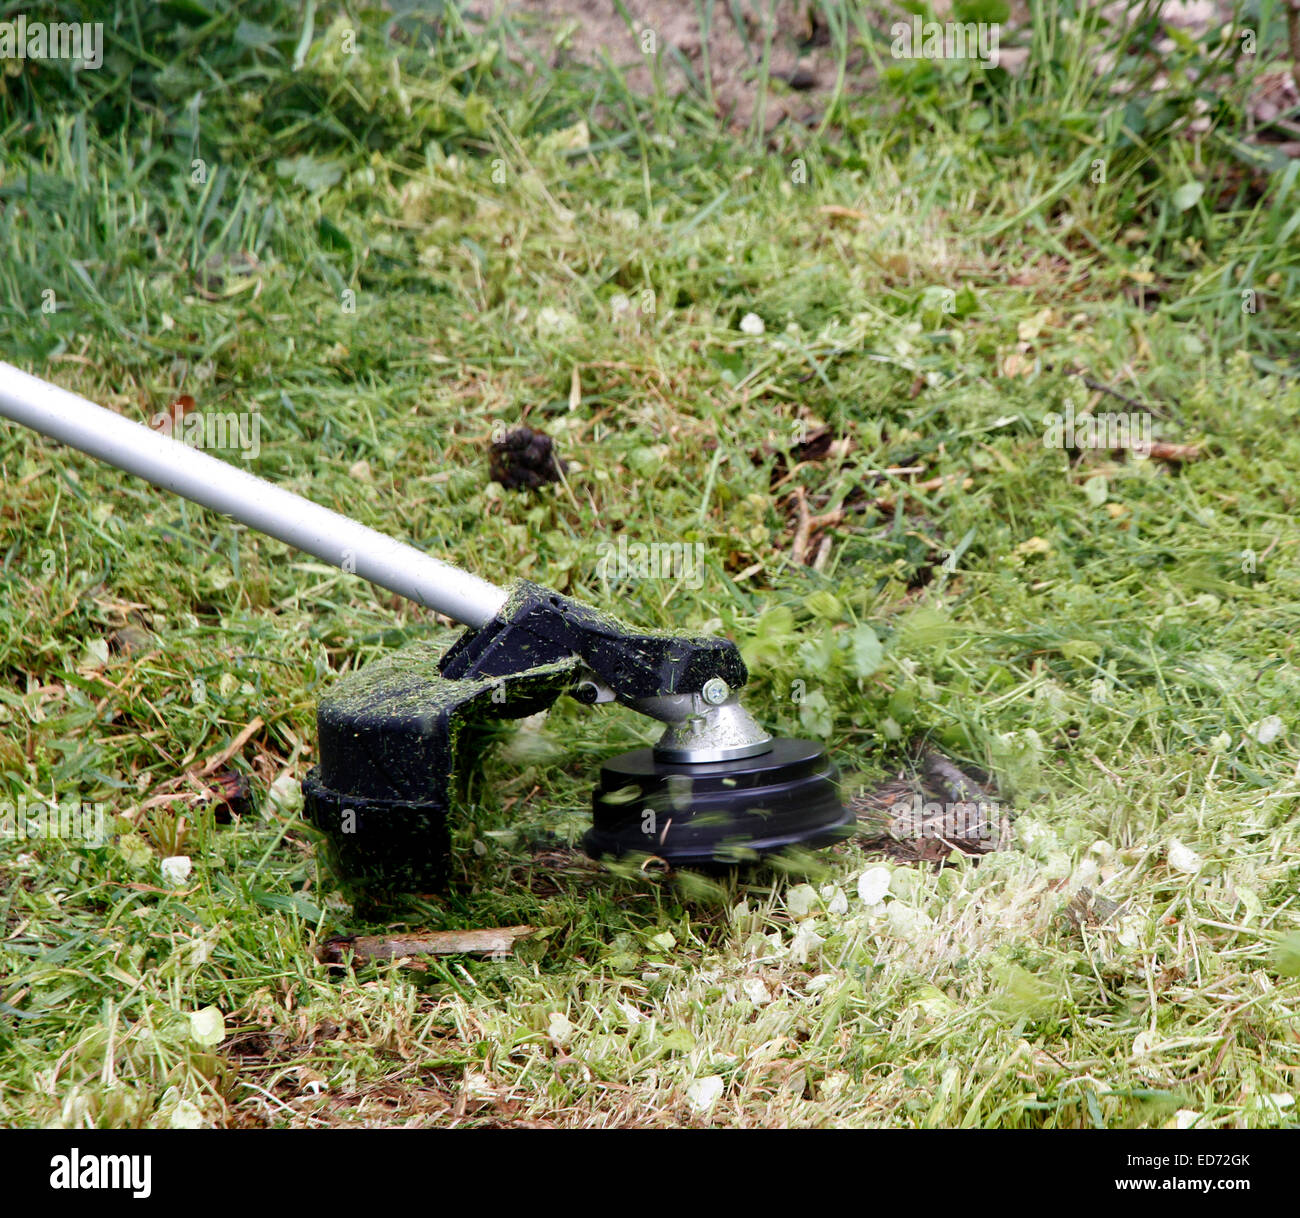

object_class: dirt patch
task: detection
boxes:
[851,750,1012,865]
[489,1,1296,149]
[493,0,863,132]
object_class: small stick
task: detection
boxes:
[1078,375,1166,418]
[1089,753,1124,784]
[789,486,845,566]
[1145,441,1202,463]
[318,925,536,964]
[199,716,265,777]
[1052,361,1183,425]
[818,205,871,222]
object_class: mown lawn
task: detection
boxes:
[1,1,1298,1127]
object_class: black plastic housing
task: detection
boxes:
[302,634,575,901]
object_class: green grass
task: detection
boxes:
[1,0,1298,1127]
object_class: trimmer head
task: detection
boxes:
[300,581,849,901]
[587,738,852,866]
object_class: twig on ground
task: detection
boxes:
[1146,441,1203,463]
[200,716,265,777]
[789,486,845,565]
[318,926,537,965]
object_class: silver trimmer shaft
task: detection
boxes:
[0,362,508,628]
[0,363,774,755]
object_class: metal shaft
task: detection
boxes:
[0,362,508,628]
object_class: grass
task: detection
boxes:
[0,0,1298,1127]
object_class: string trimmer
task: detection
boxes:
[0,364,852,900]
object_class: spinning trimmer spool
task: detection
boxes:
[0,364,853,901]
